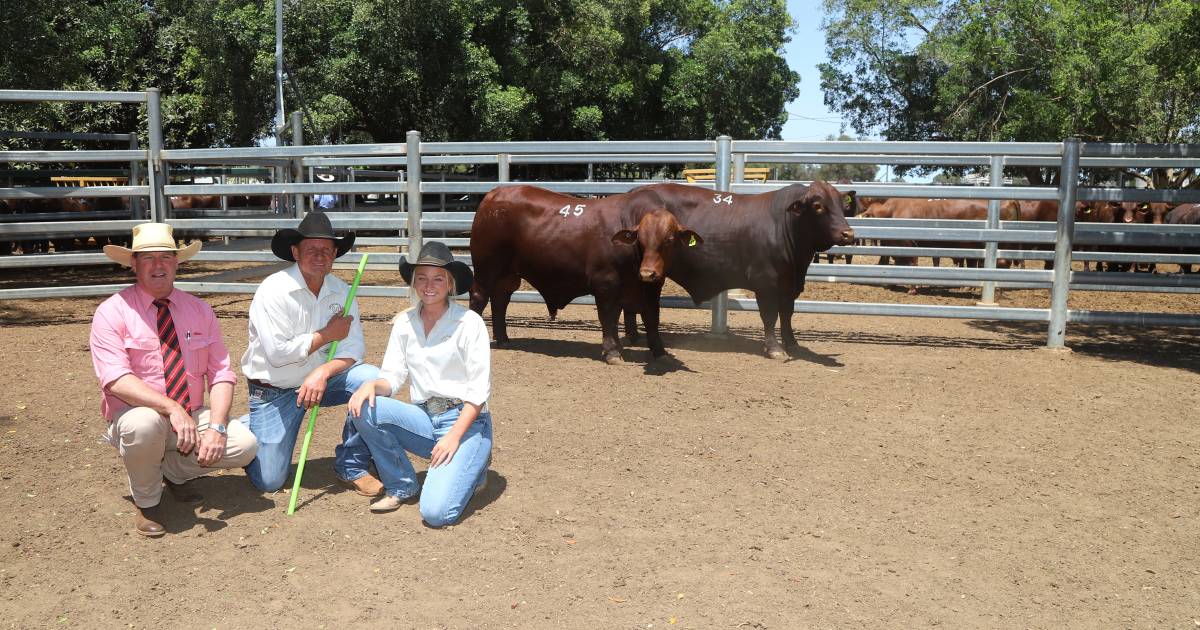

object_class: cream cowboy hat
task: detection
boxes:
[103,222,202,267]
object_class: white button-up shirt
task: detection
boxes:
[379,302,490,407]
[241,264,365,389]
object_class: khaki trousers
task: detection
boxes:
[105,407,258,508]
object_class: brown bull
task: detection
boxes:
[468,185,700,364]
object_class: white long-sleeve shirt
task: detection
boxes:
[241,264,365,389]
[379,303,490,407]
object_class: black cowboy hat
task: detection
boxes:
[398,241,473,295]
[270,211,355,261]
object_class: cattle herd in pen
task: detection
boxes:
[3,177,1199,362]
[0,194,272,254]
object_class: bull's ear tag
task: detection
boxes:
[688,234,698,247]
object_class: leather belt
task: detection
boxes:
[247,378,282,391]
[421,397,464,415]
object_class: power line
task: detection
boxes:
[786,111,844,123]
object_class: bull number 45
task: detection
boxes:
[712,194,733,205]
[559,204,586,217]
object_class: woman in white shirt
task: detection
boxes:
[348,241,492,525]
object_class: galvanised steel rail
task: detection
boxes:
[2,112,1200,343]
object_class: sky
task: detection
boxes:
[780,0,852,142]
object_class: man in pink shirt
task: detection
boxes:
[90,223,257,537]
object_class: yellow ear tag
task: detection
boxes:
[688,235,697,247]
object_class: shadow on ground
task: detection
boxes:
[968,320,1200,373]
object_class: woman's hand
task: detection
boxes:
[430,433,461,468]
[347,380,377,418]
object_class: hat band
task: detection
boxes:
[414,255,453,266]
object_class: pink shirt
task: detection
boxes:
[89,284,237,421]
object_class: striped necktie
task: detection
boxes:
[153,298,191,409]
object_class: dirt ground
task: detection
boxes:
[1,260,1198,629]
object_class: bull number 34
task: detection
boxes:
[712,194,733,205]
[559,204,586,217]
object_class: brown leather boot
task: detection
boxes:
[134,504,166,537]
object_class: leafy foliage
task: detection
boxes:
[819,0,1200,186]
[1,0,801,147]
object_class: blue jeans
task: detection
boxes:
[244,363,380,492]
[351,398,493,527]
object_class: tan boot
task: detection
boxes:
[338,473,384,497]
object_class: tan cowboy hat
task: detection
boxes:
[103,222,202,267]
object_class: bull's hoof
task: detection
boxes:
[765,348,787,360]
[603,352,625,365]
[492,338,512,347]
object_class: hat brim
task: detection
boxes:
[399,258,474,296]
[103,241,202,267]
[271,230,355,261]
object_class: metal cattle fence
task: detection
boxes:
[2,89,1200,349]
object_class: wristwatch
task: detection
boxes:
[209,423,228,435]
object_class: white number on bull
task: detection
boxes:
[712,194,733,205]
[559,204,586,217]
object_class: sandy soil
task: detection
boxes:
[0,260,1198,629]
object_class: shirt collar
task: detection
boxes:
[282,263,333,299]
[131,283,182,311]
[407,302,463,338]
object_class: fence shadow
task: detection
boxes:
[968,320,1200,373]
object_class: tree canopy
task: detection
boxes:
[818,0,1200,186]
[0,0,801,148]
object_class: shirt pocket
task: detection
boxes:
[184,333,214,377]
[123,336,161,376]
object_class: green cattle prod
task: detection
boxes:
[287,253,370,515]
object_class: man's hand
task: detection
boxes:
[168,404,198,455]
[195,427,227,467]
[296,368,330,409]
[321,314,353,344]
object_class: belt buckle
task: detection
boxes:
[427,398,448,415]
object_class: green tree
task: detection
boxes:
[2,0,802,148]
[818,0,1200,187]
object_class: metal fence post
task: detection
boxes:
[710,135,732,335]
[146,88,166,222]
[396,169,406,239]
[497,153,510,182]
[128,134,143,219]
[978,154,1004,305]
[291,111,304,217]
[1047,138,1080,348]
[406,130,423,260]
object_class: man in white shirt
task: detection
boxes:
[241,211,383,496]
